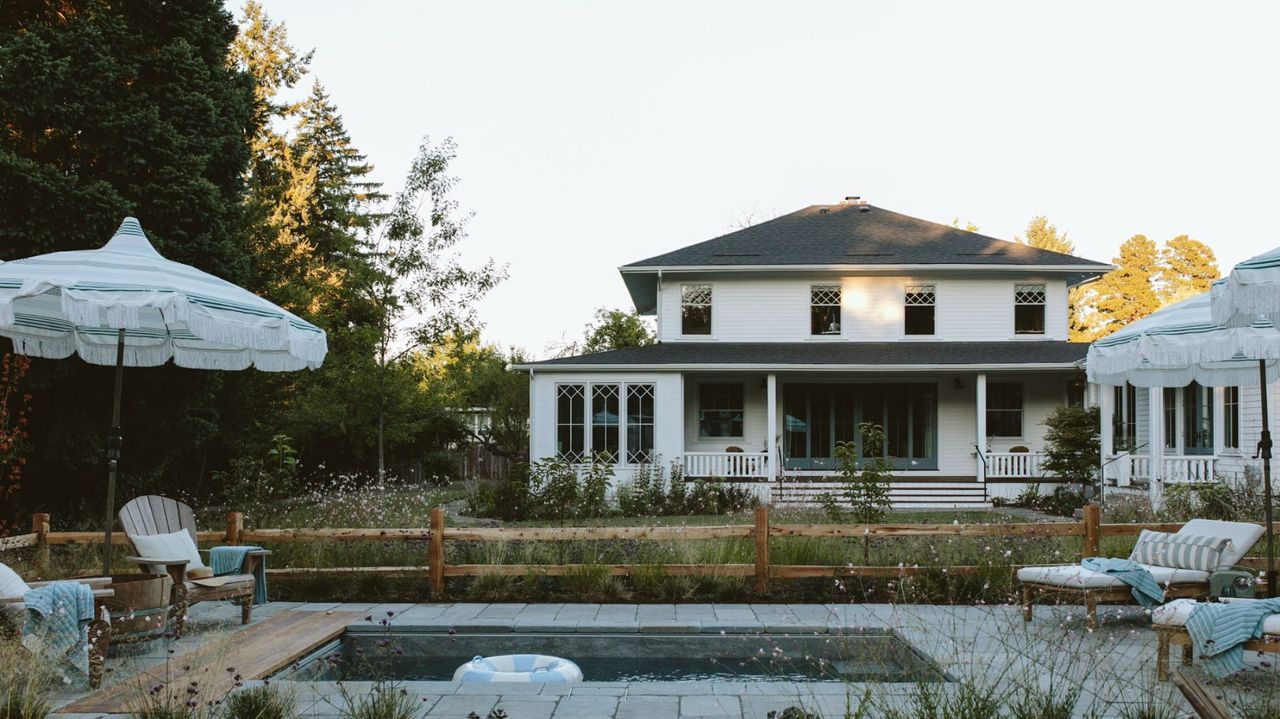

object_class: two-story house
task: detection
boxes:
[519,198,1112,506]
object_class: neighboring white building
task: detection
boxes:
[517,198,1115,507]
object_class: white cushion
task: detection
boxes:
[130,530,204,568]
[1152,597,1280,634]
[1178,519,1265,569]
[1018,563,1210,589]
[1130,530,1231,572]
[0,562,29,597]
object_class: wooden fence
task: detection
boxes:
[3,506,1273,595]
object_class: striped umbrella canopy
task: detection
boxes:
[1088,293,1280,388]
[0,217,327,574]
[1088,290,1278,587]
[1212,246,1280,328]
[0,217,327,370]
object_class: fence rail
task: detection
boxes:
[5,507,1275,594]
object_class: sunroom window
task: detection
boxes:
[681,284,712,335]
[626,383,656,463]
[556,384,586,461]
[904,285,935,336]
[810,285,841,335]
[591,384,620,462]
[1014,284,1046,335]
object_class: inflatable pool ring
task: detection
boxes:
[453,654,584,684]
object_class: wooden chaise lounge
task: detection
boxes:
[1018,519,1265,628]
[1151,597,1280,681]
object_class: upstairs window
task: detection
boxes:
[681,284,712,335]
[810,285,841,335]
[904,284,935,336]
[1014,284,1046,335]
[986,382,1023,437]
[698,383,744,438]
[1225,386,1240,449]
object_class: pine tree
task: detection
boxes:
[1017,216,1074,255]
[1084,234,1163,340]
[1159,235,1219,304]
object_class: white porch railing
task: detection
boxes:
[1104,454,1216,486]
[984,451,1048,479]
[683,452,770,479]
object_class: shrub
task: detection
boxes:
[823,423,893,524]
[612,461,756,517]
[220,685,298,719]
[333,685,417,719]
[1041,406,1101,500]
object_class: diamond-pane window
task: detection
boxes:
[1014,283,1046,334]
[626,383,656,464]
[556,384,586,462]
[591,384,620,463]
[904,284,935,336]
[681,284,712,335]
[810,285,841,335]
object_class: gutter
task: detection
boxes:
[618,263,1114,274]
[511,362,1083,372]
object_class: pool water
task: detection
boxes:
[282,632,945,683]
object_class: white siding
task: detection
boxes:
[657,275,1070,343]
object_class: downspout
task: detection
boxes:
[527,368,535,462]
[656,269,663,340]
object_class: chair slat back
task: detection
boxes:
[119,495,198,546]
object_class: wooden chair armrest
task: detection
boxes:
[123,556,190,568]
[198,548,271,555]
[0,595,22,605]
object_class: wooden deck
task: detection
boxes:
[63,610,363,714]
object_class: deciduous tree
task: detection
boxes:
[1017,216,1074,255]
[582,308,656,354]
[1159,235,1219,304]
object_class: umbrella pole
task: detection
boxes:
[102,329,125,576]
[1260,359,1275,596]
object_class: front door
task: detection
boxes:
[783,382,937,471]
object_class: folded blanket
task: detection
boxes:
[208,545,267,605]
[23,581,94,680]
[1186,597,1280,678]
[1081,557,1165,607]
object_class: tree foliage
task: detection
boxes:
[582,308,656,354]
[1159,235,1219,305]
[1016,216,1074,255]
[1041,406,1101,496]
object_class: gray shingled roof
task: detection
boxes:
[521,341,1088,368]
[624,204,1110,269]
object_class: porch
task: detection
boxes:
[680,449,1054,481]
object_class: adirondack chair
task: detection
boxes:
[0,570,113,688]
[118,495,267,636]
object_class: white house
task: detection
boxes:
[518,198,1115,507]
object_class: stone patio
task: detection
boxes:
[50,600,1280,718]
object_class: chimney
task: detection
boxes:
[843,195,870,212]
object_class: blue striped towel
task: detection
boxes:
[22,581,95,680]
[208,546,267,605]
[1186,597,1280,678]
[1081,557,1165,607]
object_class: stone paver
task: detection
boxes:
[55,600,1280,719]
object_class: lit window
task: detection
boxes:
[681,285,712,335]
[810,285,841,335]
[904,285,935,336]
[698,383,744,438]
[1014,284,1046,335]
[556,384,586,461]
[986,383,1023,437]
[626,384,656,463]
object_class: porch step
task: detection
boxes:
[772,481,991,510]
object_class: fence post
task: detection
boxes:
[754,505,769,593]
[429,507,446,594]
[226,512,243,546]
[32,513,50,575]
[1083,503,1100,559]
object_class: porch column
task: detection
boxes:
[976,373,987,482]
[1212,386,1226,457]
[1099,384,1115,490]
[1149,385,1165,507]
[766,373,778,481]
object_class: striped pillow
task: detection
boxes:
[1129,530,1232,572]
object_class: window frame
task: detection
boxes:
[1224,386,1240,450]
[809,284,842,337]
[698,382,745,439]
[680,283,714,336]
[985,382,1024,438]
[903,284,936,336]
[1013,283,1047,336]
[626,383,656,464]
[555,383,587,462]
[591,383,621,463]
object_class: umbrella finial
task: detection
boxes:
[103,217,161,258]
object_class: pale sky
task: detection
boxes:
[257,0,1280,358]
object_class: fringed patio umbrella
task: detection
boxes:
[0,218,327,573]
[1089,292,1279,588]
[1208,246,1280,596]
